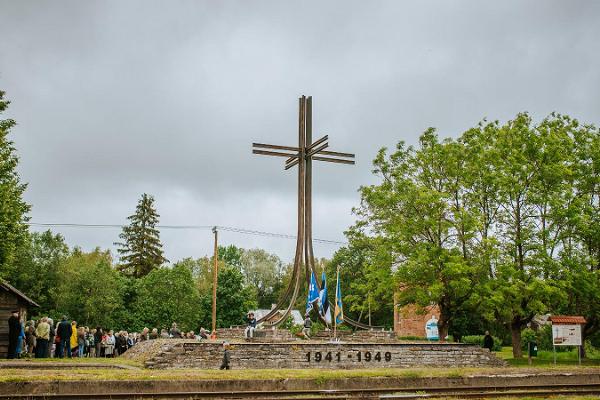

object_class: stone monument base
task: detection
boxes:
[135,340,506,369]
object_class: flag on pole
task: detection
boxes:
[319,271,332,325]
[334,268,344,325]
[306,270,320,314]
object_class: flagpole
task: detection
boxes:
[334,265,339,340]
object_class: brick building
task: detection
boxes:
[394,302,440,338]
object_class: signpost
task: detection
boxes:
[550,315,586,365]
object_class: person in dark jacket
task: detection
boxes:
[219,342,231,370]
[94,327,103,357]
[56,316,72,358]
[116,331,128,355]
[7,310,20,359]
[483,331,494,351]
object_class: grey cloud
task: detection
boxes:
[1,0,599,261]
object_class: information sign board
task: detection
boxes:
[552,324,582,346]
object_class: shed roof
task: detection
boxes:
[0,280,40,307]
[550,315,587,324]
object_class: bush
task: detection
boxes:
[461,335,502,351]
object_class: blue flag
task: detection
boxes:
[334,268,344,325]
[306,270,320,314]
[319,271,332,325]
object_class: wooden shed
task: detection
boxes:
[0,280,39,358]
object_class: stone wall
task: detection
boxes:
[144,340,506,369]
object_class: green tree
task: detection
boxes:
[353,130,485,339]
[240,248,283,309]
[218,245,243,269]
[115,193,167,278]
[198,266,256,328]
[131,263,201,332]
[54,248,126,328]
[15,230,69,314]
[0,90,31,280]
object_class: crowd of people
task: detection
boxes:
[6,310,212,359]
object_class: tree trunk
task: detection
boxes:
[511,322,523,358]
[438,316,449,343]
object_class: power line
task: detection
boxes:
[26,222,347,245]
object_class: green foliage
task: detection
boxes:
[198,266,257,328]
[13,230,69,315]
[218,245,243,269]
[0,90,31,281]
[461,335,502,351]
[239,248,284,309]
[131,263,201,332]
[54,248,126,328]
[329,239,394,328]
[115,193,167,278]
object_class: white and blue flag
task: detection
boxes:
[319,271,332,325]
[306,270,320,314]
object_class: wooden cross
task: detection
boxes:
[252,95,354,325]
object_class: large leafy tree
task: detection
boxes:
[116,193,167,278]
[239,248,283,309]
[0,90,31,280]
[353,130,485,339]
[15,230,69,314]
[131,263,201,332]
[54,248,126,328]
[198,266,256,329]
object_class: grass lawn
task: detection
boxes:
[497,346,600,366]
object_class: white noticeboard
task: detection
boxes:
[552,324,582,346]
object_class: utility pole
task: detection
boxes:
[212,226,218,336]
[368,293,372,327]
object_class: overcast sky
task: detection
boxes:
[1,1,599,264]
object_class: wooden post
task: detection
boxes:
[368,293,372,327]
[211,226,218,336]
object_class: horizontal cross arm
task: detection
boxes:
[312,156,355,165]
[253,149,300,158]
[319,150,355,158]
[252,143,300,152]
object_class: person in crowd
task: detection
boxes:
[7,310,20,359]
[16,319,25,358]
[483,331,494,351]
[87,328,96,357]
[70,321,78,357]
[47,318,54,358]
[149,328,159,340]
[198,327,209,340]
[160,328,169,339]
[169,322,182,338]
[35,317,50,358]
[26,321,36,356]
[219,341,231,370]
[104,330,116,357]
[94,327,103,357]
[56,316,72,358]
[117,331,129,355]
[302,314,312,339]
[139,327,149,341]
[77,327,86,357]
[127,332,135,348]
[244,312,257,339]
